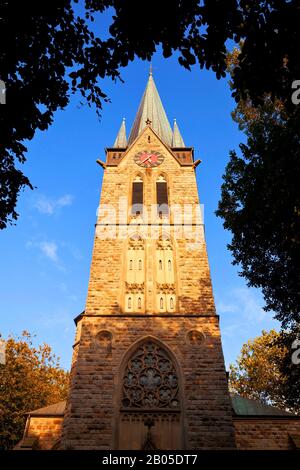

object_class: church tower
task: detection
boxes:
[61,71,236,450]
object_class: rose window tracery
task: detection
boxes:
[122,341,179,410]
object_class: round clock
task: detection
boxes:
[134,150,164,168]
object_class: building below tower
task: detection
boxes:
[16,395,300,450]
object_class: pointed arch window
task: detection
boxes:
[121,341,180,409]
[132,175,143,215]
[156,175,169,215]
[138,297,142,309]
[128,297,132,309]
[156,235,176,312]
[129,259,133,270]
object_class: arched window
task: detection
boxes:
[127,235,145,283]
[160,297,164,309]
[156,236,174,283]
[170,297,174,309]
[132,175,143,215]
[156,175,169,215]
[125,235,145,313]
[121,341,180,409]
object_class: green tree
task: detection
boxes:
[217,47,300,329]
[1,0,299,228]
[0,331,69,450]
[275,328,300,413]
[229,329,299,414]
[218,44,300,416]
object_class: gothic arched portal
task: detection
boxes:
[116,338,184,450]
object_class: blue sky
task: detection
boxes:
[1,49,279,370]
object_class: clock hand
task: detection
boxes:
[141,154,151,164]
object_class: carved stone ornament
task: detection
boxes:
[128,235,145,250]
[156,238,172,250]
[156,283,176,294]
[125,282,145,294]
[186,330,205,347]
[96,330,113,356]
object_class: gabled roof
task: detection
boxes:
[230,393,294,417]
[118,124,187,168]
[28,401,66,416]
[128,71,173,147]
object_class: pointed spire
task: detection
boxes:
[113,118,127,148]
[128,70,173,146]
[172,119,185,147]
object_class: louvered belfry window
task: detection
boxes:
[132,180,143,214]
[156,176,169,214]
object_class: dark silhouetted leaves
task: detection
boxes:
[1,1,299,228]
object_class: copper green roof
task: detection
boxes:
[128,71,173,147]
[230,394,293,417]
[27,395,298,418]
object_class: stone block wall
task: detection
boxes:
[21,413,300,450]
[23,416,63,450]
[62,315,236,449]
[86,128,215,316]
[62,128,234,449]
[234,418,300,449]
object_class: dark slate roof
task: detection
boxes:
[28,401,66,416]
[128,72,173,146]
[74,310,84,325]
[230,393,293,417]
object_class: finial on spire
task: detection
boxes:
[113,118,127,148]
[172,119,185,147]
[149,63,153,76]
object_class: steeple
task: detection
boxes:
[128,70,173,146]
[172,119,185,147]
[113,118,127,148]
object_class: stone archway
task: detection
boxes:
[116,339,183,450]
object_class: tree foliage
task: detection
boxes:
[275,327,300,413]
[229,329,299,414]
[0,331,69,450]
[1,0,299,228]
[217,46,300,329]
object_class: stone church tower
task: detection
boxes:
[61,71,236,450]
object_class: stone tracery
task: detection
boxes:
[121,341,180,410]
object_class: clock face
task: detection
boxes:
[134,150,164,168]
